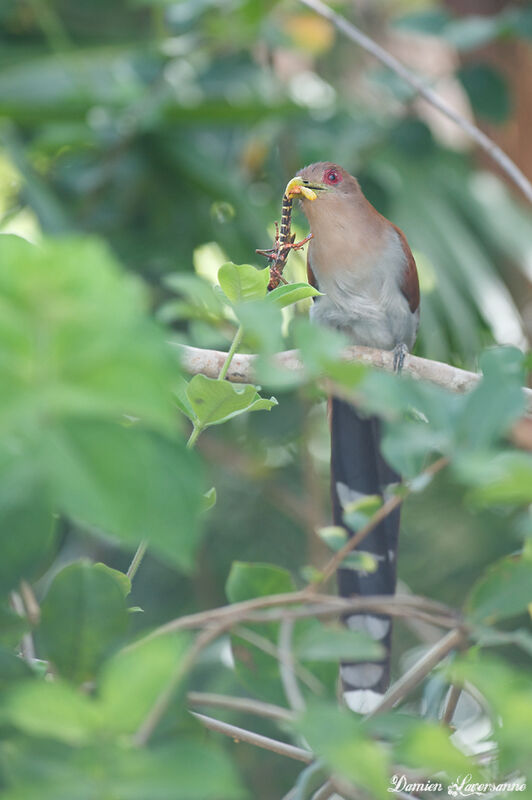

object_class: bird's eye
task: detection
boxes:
[324,168,342,185]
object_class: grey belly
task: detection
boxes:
[310,295,418,351]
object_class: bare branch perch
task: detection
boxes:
[298,0,532,205]
[176,343,532,413]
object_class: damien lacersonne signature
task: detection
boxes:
[388,774,526,796]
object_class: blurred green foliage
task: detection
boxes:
[0,1,532,798]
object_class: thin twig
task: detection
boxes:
[133,626,220,746]
[299,0,532,205]
[187,691,295,722]
[308,456,449,590]
[132,591,457,648]
[312,780,337,800]
[366,628,466,717]
[442,683,462,726]
[235,625,325,694]
[191,710,313,764]
[279,618,306,712]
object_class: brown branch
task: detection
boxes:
[190,710,313,764]
[367,628,466,717]
[298,0,532,205]
[187,691,295,723]
[308,456,449,590]
[442,684,462,726]
[176,343,532,424]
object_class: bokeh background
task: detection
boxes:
[2,1,531,796]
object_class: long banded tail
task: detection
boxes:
[330,397,401,713]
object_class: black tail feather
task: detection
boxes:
[330,397,401,696]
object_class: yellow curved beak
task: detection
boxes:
[285,176,318,201]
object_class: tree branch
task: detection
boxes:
[366,627,466,717]
[176,343,532,417]
[298,0,532,205]
[190,710,313,764]
[187,691,295,723]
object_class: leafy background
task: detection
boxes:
[0,0,532,798]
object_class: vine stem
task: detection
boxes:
[126,540,148,582]
[218,324,243,381]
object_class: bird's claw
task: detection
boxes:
[392,343,408,373]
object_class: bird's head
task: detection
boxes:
[284,162,362,221]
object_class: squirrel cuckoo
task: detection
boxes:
[286,162,420,713]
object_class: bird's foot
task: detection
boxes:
[392,342,409,373]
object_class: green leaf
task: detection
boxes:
[295,703,390,798]
[395,720,478,778]
[226,561,295,603]
[93,563,131,597]
[218,262,269,304]
[343,494,382,532]
[46,419,204,572]
[98,634,189,734]
[39,561,129,683]
[0,646,32,689]
[466,557,532,625]
[459,63,511,123]
[454,450,532,506]
[455,347,525,450]
[295,622,385,663]
[1,739,246,800]
[186,374,277,428]
[0,486,56,596]
[444,16,502,51]
[316,525,348,552]
[226,562,295,705]
[202,486,217,512]
[0,679,101,744]
[0,604,29,648]
[266,282,322,308]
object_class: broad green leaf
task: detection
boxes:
[0,485,56,596]
[458,63,511,123]
[295,622,385,663]
[455,347,525,450]
[218,262,269,304]
[46,419,204,572]
[39,561,129,683]
[0,679,101,744]
[0,604,29,648]
[98,634,189,734]
[186,374,276,428]
[0,738,246,800]
[226,561,295,603]
[0,646,32,689]
[295,703,390,798]
[455,451,532,507]
[93,563,131,597]
[161,273,226,324]
[226,562,295,705]
[444,16,502,51]
[466,557,532,625]
[266,282,322,308]
[0,235,178,435]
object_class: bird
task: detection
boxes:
[286,162,420,714]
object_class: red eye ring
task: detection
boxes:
[324,168,342,185]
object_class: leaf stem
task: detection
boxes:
[218,325,243,381]
[127,540,148,582]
